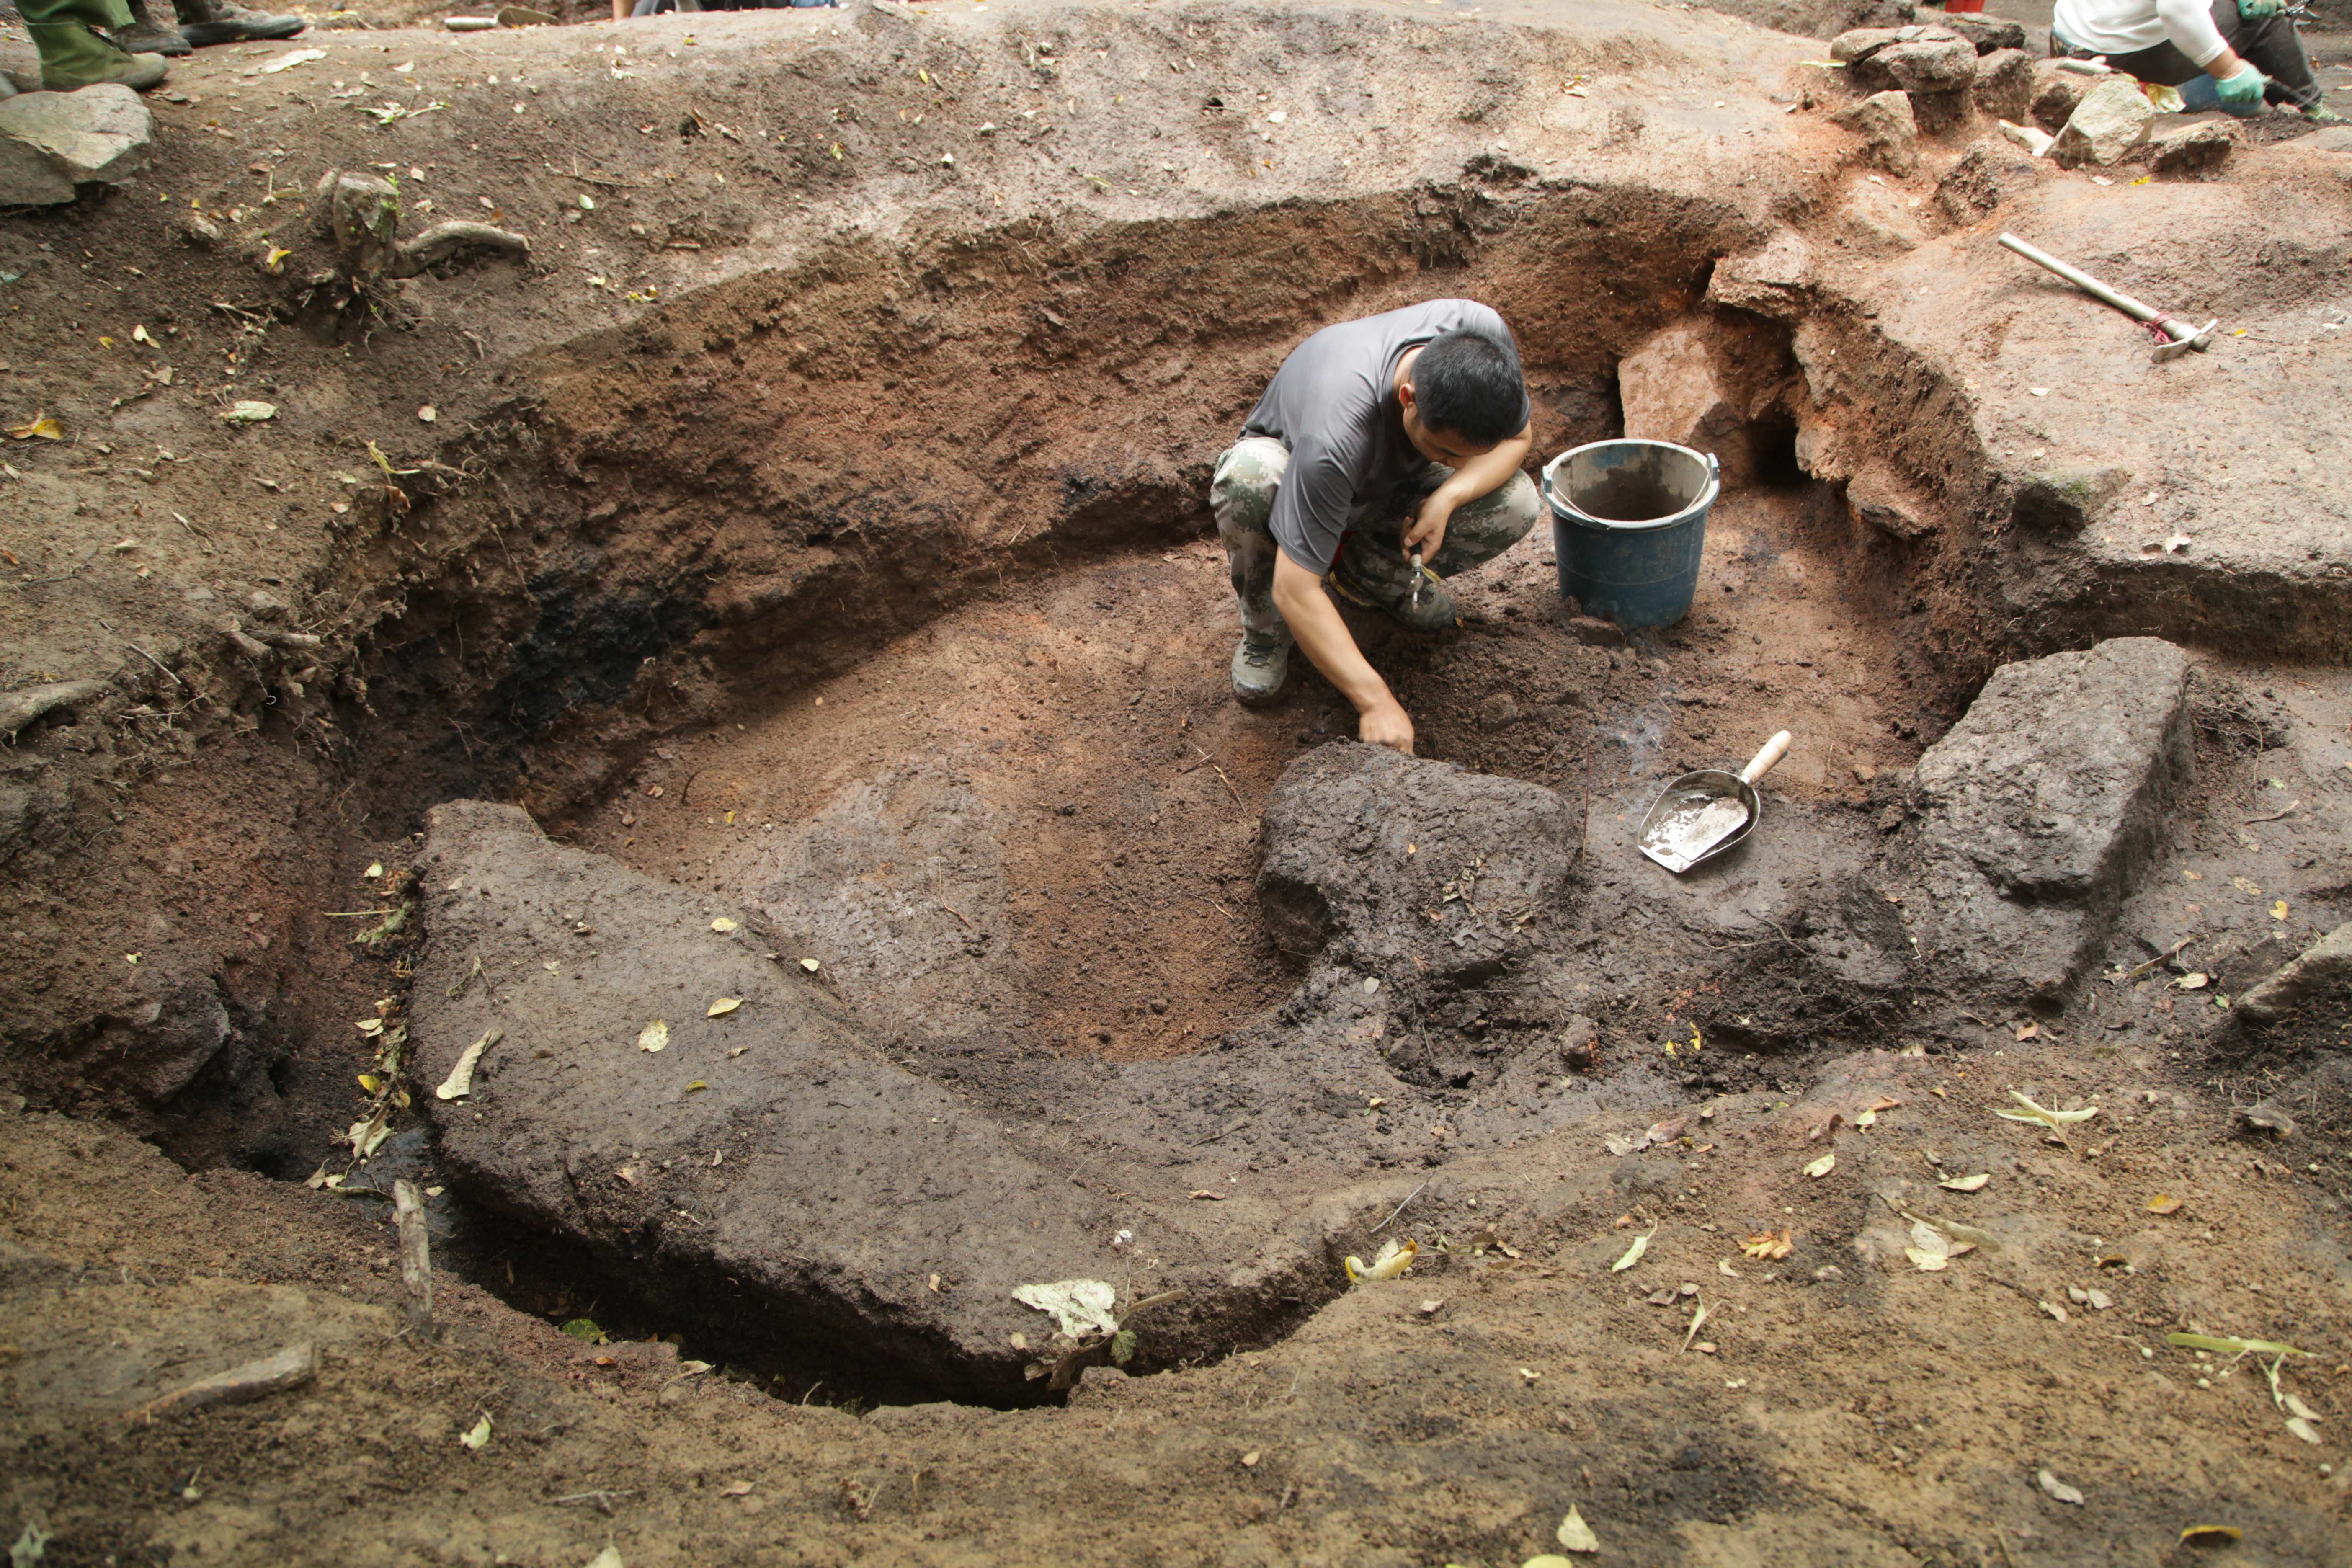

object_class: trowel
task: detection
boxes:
[1637,730,1792,874]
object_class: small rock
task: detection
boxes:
[1832,90,1919,177]
[1563,614,1625,647]
[1846,465,1934,539]
[1478,692,1522,730]
[1829,28,1903,65]
[1936,141,2041,224]
[2236,1099,2296,1138]
[1705,230,1813,320]
[1560,1015,1601,1071]
[1938,13,2028,54]
[2053,77,2155,168]
[2145,119,2233,177]
[2031,62,2091,133]
[184,212,224,247]
[1618,322,1765,483]
[2236,923,2352,1023]
[1862,37,1978,95]
[1972,48,2035,126]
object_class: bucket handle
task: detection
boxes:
[1541,446,1721,525]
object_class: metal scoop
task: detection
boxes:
[1637,730,1792,874]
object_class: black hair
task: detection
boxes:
[1410,328,1525,447]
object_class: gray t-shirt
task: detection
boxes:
[1240,299,1528,576]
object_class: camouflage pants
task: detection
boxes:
[1209,436,1542,640]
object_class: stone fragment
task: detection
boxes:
[1972,47,2035,126]
[1861,36,1977,94]
[2031,62,2090,132]
[2053,76,2154,168]
[1935,142,2041,224]
[1905,639,2194,1005]
[1793,420,1852,482]
[1937,12,2027,53]
[1833,89,1919,176]
[1705,231,1813,320]
[1830,26,1903,64]
[1845,465,1934,539]
[2236,923,2352,1023]
[1257,744,1576,983]
[0,85,152,205]
[2145,119,2233,176]
[1616,322,1762,484]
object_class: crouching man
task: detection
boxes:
[1210,299,1540,755]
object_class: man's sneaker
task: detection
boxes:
[1230,630,1290,707]
[115,0,191,56]
[174,0,306,46]
[1328,548,1457,634]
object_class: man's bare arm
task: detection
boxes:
[1403,423,1533,557]
[1271,550,1414,753]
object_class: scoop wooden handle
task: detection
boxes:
[1739,730,1792,785]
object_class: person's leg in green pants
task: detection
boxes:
[20,0,170,90]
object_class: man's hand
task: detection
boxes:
[2239,0,2282,17]
[1358,698,1415,754]
[1402,491,1454,560]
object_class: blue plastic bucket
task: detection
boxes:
[1541,438,1719,629]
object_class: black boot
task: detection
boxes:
[171,0,303,46]
[114,0,189,56]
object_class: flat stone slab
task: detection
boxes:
[1906,637,2193,1004]
[0,85,151,205]
[413,800,1127,1403]
[1257,743,1578,985]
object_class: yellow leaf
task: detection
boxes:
[132,325,154,345]
[711,917,739,933]
[1555,1505,1602,1554]
[686,1080,708,1092]
[1344,1236,1417,1283]
[1609,1228,1653,1271]
[2147,1194,2183,1214]
[2272,900,2288,921]
[459,1412,492,1449]
[707,997,742,1017]
[6,415,62,441]
[1803,1152,1836,1179]
[1740,1229,1793,1260]
[357,1073,382,1093]
[1939,1173,1991,1192]
[354,1017,384,1036]
[2179,1526,2240,1545]
[264,246,291,274]
[799,957,821,972]
[98,335,116,348]
[637,1019,668,1052]
[364,861,384,879]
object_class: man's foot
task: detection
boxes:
[174,0,305,46]
[1230,631,1290,707]
[115,0,191,56]
[31,23,169,90]
[1328,548,1458,634]
[2303,102,2347,126]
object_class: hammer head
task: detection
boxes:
[2153,317,2218,362]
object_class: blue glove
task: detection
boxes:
[2214,62,2268,106]
[2239,0,2282,16]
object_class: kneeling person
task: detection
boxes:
[1211,300,1540,755]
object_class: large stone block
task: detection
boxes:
[1832,89,1919,176]
[1706,231,1814,320]
[1906,639,2194,1005]
[1972,47,2035,127]
[2053,76,2155,168]
[1615,322,1762,485]
[0,85,152,206]
[1257,743,1577,985]
[411,800,1123,1403]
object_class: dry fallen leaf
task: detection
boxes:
[1188,1189,1224,1201]
[2146,1194,2184,1215]
[2179,1525,2241,1545]
[720,1480,753,1497]
[799,957,821,972]
[711,917,739,933]
[1240,1449,1261,1467]
[1903,1248,1949,1272]
[1610,1228,1655,1272]
[5,415,62,441]
[1803,1152,1836,1179]
[2040,1299,2070,1323]
[459,1412,492,1450]
[707,997,742,1017]
[434,1029,499,1101]
[1740,1230,1794,1261]
[1346,1236,1418,1283]
[2037,1467,2084,1505]
[637,1019,668,1052]
[2176,972,2210,990]
[219,400,277,424]
[1555,1505,1602,1554]
[1939,1173,1991,1192]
